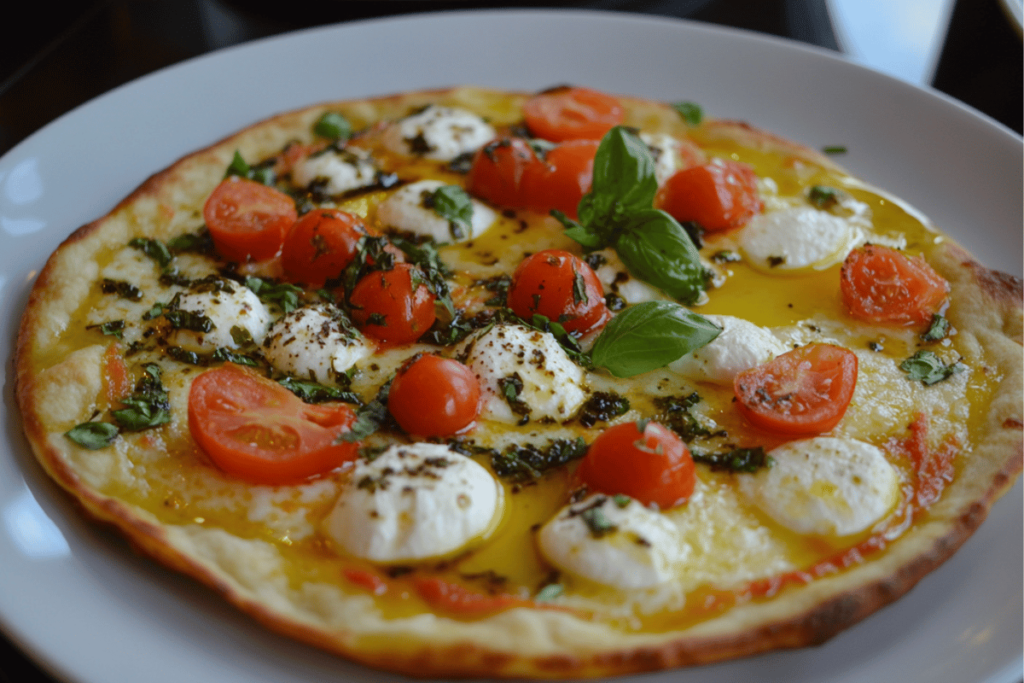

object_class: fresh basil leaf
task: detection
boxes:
[899,350,964,385]
[591,301,721,378]
[129,237,172,268]
[65,421,119,449]
[550,210,605,249]
[338,380,392,443]
[313,112,352,141]
[614,209,708,304]
[578,126,658,228]
[672,101,703,126]
[244,276,304,313]
[86,320,125,340]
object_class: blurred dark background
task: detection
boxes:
[0,1,1020,681]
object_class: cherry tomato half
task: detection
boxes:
[576,421,696,510]
[466,138,597,219]
[733,344,858,436]
[523,86,625,142]
[349,263,437,344]
[202,177,297,262]
[507,250,609,335]
[388,354,481,437]
[840,244,949,326]
[282,208,369,287]
[655,159,762,232]
[187,363,359,485]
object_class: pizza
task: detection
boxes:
[14,85,1023,678]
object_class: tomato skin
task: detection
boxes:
[507,250,609,335]
[202,177,298,261]
[349,263,437,344]
[523,87,625,142]
[388,354,481,437]
[840,244,950,326]
[655,159,762,232]
[576,421,696,510]
[187,364,359,485]
[281,209,368,286]
[734,344,858,436]
[466,138,596,219]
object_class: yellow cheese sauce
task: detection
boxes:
[29,101,1002,633]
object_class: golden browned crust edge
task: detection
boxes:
[13,86,1024,679]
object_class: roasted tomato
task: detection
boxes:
[655,159,762,232]
[187,363,359,485]
[388,354,481,437]
[349,263,437,344]
[507,249,609,335]
[523,86,625,142]
[576,421,696,510]
[281,208,369,287]
[203,177,297,262]
[840,244,949,326]
[734,343,858,436]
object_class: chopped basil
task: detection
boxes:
[590,301,722,378]
[612,494,631,508]
[163,308,214,333]
[225,150,274,185]
[100,278,143,301]
[580,505,617,538]
[921,314,950,342]
[278,377,361,405]
[571,267,588,305]
[65,421,119,450]
[692,447,773,473]
[129,237,172,268]
[490,438,588,483]
[652,392,721,440]
[900,350,964,385]
[534,583,564,602]
[210,348,260,367]
[86,320,125,340]
[822,145,848,155]
[244,276,304,313]
[807,185,842,209]
[497,374,530,419]
[112,363,171,431]
[167,228,214,254]
[391,237,455,318]
[423,185,473,239]
[672,101,703,126]
[337,380,392,443]
[577,391,630,428]
[313,112,352,141]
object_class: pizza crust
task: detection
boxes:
[14,86,1023,678]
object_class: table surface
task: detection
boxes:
[0,1,1020,682]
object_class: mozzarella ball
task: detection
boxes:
[669,314,786,384]
[382,105,496,161]
[263,304,372,382]
[323,444,501,563]
[460,323,587,424]
[738,437,901,537]
[740,206,862,272]
[166,280,271,353]
[537,494,687,589]
[376,179,496,243]
[292,146,378,195]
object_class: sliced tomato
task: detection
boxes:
[102,343,132,404]
[734,344,858,436]
[507,249,609,335]
[467,138,597,219]
[840,244,950,326]
[281,208,368,286]
[523,86,624,142]
[388,354,481,437]
[202,177,297,262]
[349,263,437,344]
[187,363,358,485]
[655,159,762,232]
[576,421,695,510]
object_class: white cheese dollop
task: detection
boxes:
[738,437,901,537]
[668,314,786,384]
[263,304,372,382]
[323,444,501,563]
[376,179,496,243]
[740,206,863,272]
[382,105,496,161]
[292,146,378,195]
[460,323,587,424]
[537,494,687,589]
[166,279,272,353]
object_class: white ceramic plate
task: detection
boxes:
[0,9,1020,683]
